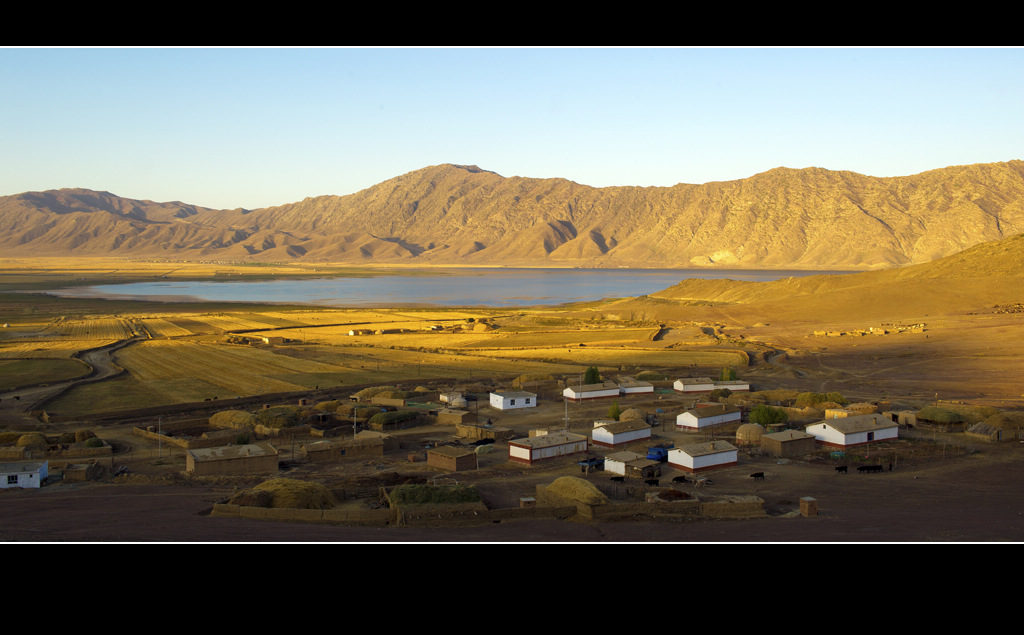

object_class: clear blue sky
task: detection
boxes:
[2,46,1022,211]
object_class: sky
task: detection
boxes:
[2,46,1022,211]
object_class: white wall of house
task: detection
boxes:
[676,410,741,429]
[667,448,737,472]
[489,392,537,410]
[806,422,899,447]
[674,379,715,392]
[592,426,650,447]
[0,462,47,489]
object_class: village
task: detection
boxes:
[4,363,1015,530]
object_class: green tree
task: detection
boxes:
[721,367,737,381]
[584,366,601,385]
[608,401,622,421]
[749,404,789,426]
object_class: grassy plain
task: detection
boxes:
[2,248,1023,419]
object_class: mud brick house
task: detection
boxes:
[186,442,279,476]
[427,446,478,472]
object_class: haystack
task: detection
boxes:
[210,409,256,429]
[314,400,341,411]
[619,407,646,421]
[16,433,48,448]
[546,476,610,506]
[229,478,337,509]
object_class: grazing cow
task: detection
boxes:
[750,472,765,480]
[671,475,687,484]
[645,479,660,487]
[835,465,848,475]
[610,476,625,484]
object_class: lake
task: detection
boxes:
[46,267,852,308]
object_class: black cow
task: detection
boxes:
[858,465,883,473]
[672,475,687,484]
[610,476,625,484]
[750,472,765,480]
[835,465,848,475]
[645,479,660,487]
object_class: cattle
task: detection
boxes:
[610,476,625,484]
[750,472,765,480]
[671,475,687,484]
[645,479,660,487]
[835,465,848,475]
[857,465,883,473]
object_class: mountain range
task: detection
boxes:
[2,161,1023,270]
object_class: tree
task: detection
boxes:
[608,401,622,421]
[749,404,789,426]
[584,366,601,385]
[721,367,737,381]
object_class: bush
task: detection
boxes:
[749,404,789,426]
[607,401,622,421]
[84,437,105,448]
[584,366,601,384]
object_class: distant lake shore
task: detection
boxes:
[44,267,855,308]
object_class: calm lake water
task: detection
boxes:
[48,267,851,308]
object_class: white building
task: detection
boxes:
[508,432,588,465]
[616,376,655,395]
[563,381,620,402]
[676,404,742,430]
[805,414,899,448]
[667,441,738,474]
[592,419,652,448]
[0,461,48,489]
[489,391,537,410]
[673,377,716,393]
[714,379,750,392]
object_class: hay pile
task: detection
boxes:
[983,411,1024,430]
[389,484,481,505]
[16,433,48,448]
[546,477,610,506]
[227,478,338,509]
[210,410,256,429]
[619,407,646,421]
[352,386,393,400]
[255,405,301,428]
[314,400,341,411]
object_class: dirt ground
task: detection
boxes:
[3,392,1023,543]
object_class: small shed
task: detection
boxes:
[563,381,620,402]
[508,431,588,465]
[673,377,716,393]
[805,414,899,448]
[760,429,817,457]
[0,461,48,489]
[616,376,654,395]
[186,442,279,476]
[591,419,652,448]
[667,441,738,474]
[676,404,742,430]
[489,391,537,410]
[605,451,660,479]
[427,446,478,472]
[436,408,476,425]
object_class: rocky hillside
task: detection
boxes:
[3,161,1023,269]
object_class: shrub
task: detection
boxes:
[749,404,789,426]
[584,366,601,385]
[84,437,105,448]
[607,401,622,421]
